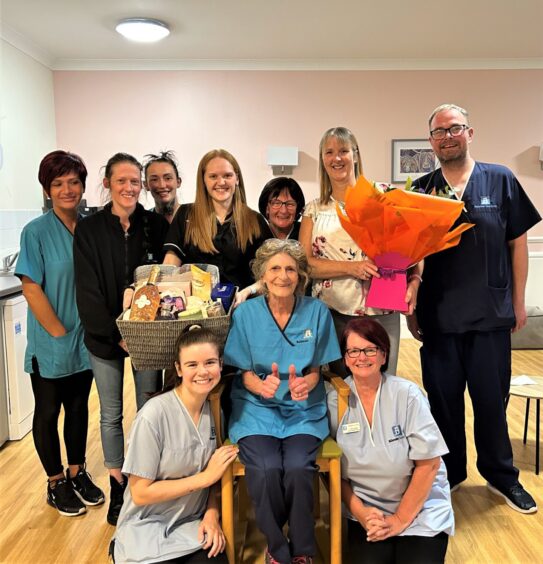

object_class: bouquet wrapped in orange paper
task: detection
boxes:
[337,175,474,312]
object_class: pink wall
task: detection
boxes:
[54,69,543,243]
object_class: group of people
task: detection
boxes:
[15,102,540,564]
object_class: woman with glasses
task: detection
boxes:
[328,317,454,563]
[258,177,306,240]
[224,239,341,564]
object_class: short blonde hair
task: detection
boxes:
[428,104,469,129]
[251,239,310,296]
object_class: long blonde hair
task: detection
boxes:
[318,127,363,205]
[185,149,263,253]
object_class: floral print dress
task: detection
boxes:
[303,198,385,316]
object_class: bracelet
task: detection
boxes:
[408,274,423,284]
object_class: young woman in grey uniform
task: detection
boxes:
[112,326,238,563]
[328,318,454,563]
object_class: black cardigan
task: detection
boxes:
[74,203,169,360]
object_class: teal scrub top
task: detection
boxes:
[224,296,341,443]
[15,210,90,378]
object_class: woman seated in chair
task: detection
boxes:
[328,318,454,564]
[111,326,238,564]
[224,239,341,564]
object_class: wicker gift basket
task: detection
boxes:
[116,264,235,370]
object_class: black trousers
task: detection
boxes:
[238,434,321,563]
[30,358,93,476]
[420,329,518,489]
[346,520,448,564]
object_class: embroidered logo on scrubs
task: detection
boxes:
[480,196,491,205]
[388,425,405,442]
[296,329,314,343]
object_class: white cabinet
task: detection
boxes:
[1,293,34,442]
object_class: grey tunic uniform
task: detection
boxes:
[114,390,217,563]
[328,374,454,537]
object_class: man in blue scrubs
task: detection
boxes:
[408,104,540,513]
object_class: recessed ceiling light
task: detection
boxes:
[116,18,170,43]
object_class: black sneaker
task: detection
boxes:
[47,477,87,517]
[487,482,537,514]
[68,466,105,506]
[107,475,127,526]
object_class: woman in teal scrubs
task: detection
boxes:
[15,150,104,517]
[224,239,341,564]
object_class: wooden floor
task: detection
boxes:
[0,340,542,563]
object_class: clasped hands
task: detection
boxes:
[260,362,309,401]
[360,507,407,542]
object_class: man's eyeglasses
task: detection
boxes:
[430,124,469,140]
[269,199,297,210]
[345,347,380,358]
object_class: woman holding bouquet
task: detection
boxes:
[300,126,418,376]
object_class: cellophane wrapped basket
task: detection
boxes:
[116,264,235,370]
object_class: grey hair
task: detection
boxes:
[318,127,363,205]
[428,104,469,129]
[251,239,310,296]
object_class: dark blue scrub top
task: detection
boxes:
[412,162,541,334]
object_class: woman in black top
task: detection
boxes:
[163,149,272,291]
[74,153,169,526]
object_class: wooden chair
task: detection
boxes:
[210,370,351,564]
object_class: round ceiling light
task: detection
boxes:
[116,18,170,43]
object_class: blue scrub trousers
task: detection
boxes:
[238,434,321,563]
[420,329,518,489]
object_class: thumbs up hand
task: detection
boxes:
[288,364,309,401]
[260,362,281,399]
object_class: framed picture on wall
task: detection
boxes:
[391,139,437,183]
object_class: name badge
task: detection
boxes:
[342,422,361,434]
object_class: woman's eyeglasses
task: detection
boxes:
[345,347,380,358]
[269,199,297,210]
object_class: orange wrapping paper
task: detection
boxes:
[336,175,474,311]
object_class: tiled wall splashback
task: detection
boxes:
[0,209,42,257]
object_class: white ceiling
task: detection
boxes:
[2,0,543,70]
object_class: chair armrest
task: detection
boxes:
[322,369,351,421]
[209,382,225,446]
[209,372,237,447]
